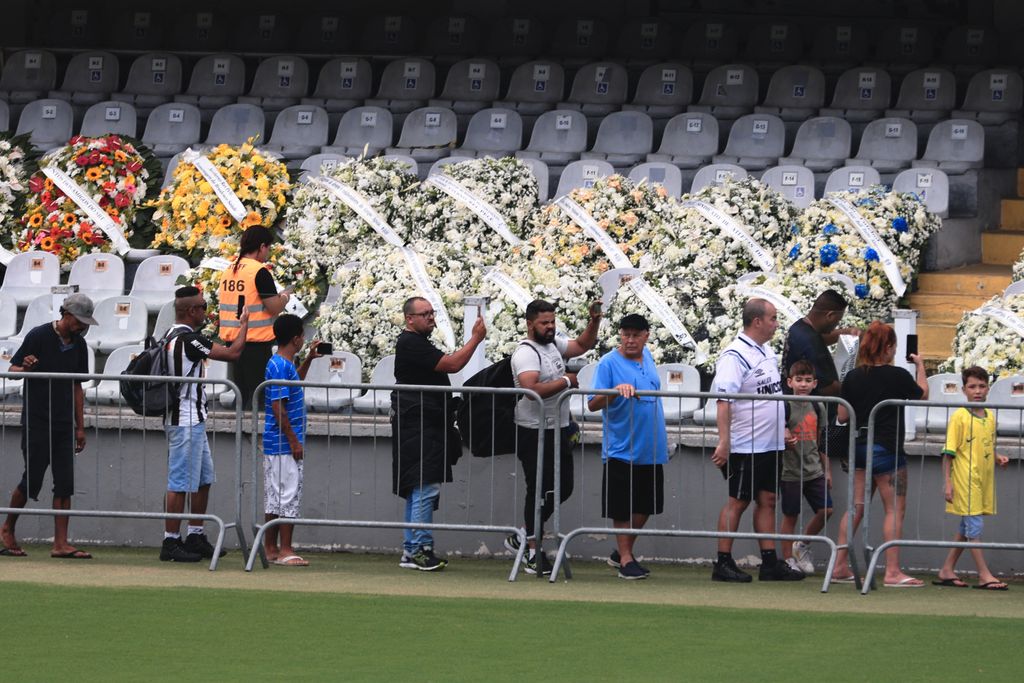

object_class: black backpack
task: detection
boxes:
[120,328,190,416]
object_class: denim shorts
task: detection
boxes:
[853,443,906,476]
[959,514,984,539]
[166,423,215,493]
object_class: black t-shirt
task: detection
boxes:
[254,268,278,300]
[781,319,838,392]
[841,365,923,455]
[394,330,449,387]
[11,323,89,428]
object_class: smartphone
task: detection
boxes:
[236,295,245,319]
[905,334,918,362]
[316,342,333,355]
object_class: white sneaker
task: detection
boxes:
[793,541,815,575]
[785,557,803,573]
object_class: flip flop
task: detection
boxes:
[50,549,92,559]
[884,577,924,588]
[932,578,968,588]
[0,547,27,557]
[973,581,1009,591]
[831,574,857,584]
[272,554,308,567]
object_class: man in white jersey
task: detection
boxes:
[710,298,805,582]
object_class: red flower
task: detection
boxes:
[89,152,100,164]
[99,155,112,166]
[127,161,143,173]
[102,181,116,193]
[98,196,109,207]
[28,176,44,193]
[75,155,91,166]
[69,135,84,145]
[106,136,122,150]
[114,193,130,208]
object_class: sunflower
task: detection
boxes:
[62,213,77,227]
[39,236,56,252]
[240,211,262,228]
[28,213,43,228]
[85,167,103,182]
[218,215,232,229]
[114,150,128,162]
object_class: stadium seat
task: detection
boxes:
[0,251,61,306]
[450,108,522,158]
[690,163,747,193]
[493,61,566,117]
[912,119,984,174]
[569,362,603,422]
[358,14,418,55]
[237,56,310,114]
[809,23,869,73]
[872,24,936,74]
[304,351,363,411]
[43,9,102,49]
[364,58,436,116]
[110,9,164,52]
[111,54,183,114]
[428,58,501,116]
[914,373,963,432]
[174,54,246,112]
[262,105,330,161]
[79,101,137,137]
[823,165,882,195]
[940,26,998,75]
[754,66,826,122]
[846,117,918,172]
[88,344,143,404]
[0,344,23,396]
[548,18,610,64]
[990,375,1024,436]
[688,64,759,121]
[484,17,546,65]
[293,14,352,57]
[84,295,148,352]
[422,16,484,58]
[580,111,653,167]
[69,253,125,302]
[15,98,73,151]
[0,291,17,339]
[761,165,815,208]
[743,22,804,69]
[0,49,58,105]
[11,294,58,341]
[299,153,349,179]
[1005,280,1024,299]
[352,354,397,414]
[892,168,949,217]
[202,104,265,148]
[302,58,373,117]
[557,62,629,117]
[515,109,587,164]
[141,103,202,158]
[713,113,785,171]
[519,157,550,202]
[128,255,190,313]
[819,67,892,124]
[205,359,229,399]
[168,11,227,53]
[48,51,118,109]
[778,116,852,172]
[322,106,393,157]
[554,160,615,197]
[657,363,701,422]
[386,107,457,170]
[952,69,1023,125]
[885,68,956,124]
[613,18,677,62]
[152,300,175,340]
[622,63,693,120]
[646,112,719,169]
[0,101,7,132]
[229,12,292,53]
[627,162,682,197]
[680,21,740,71]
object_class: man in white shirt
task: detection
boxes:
[710,298,804,583]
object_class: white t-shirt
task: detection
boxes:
[712,332,784,453]
[511,337,571,429]
[165,323,212,427]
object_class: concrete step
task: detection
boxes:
[915,264,1012,295]
[1000,199,1024,231]
[982,232,1024,265]
[918,322,957,360]
[906,292,990,325]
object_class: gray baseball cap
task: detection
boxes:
[61,292,99,326]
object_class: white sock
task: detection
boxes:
[164,532,180,540]
[187,526,204,536]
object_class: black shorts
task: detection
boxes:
[19,427,75,500]
[780,476,833,517]
[602,459,664,520]
[726,452,781,502]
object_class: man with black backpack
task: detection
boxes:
[158,286,248,562]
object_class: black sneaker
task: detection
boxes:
[607,550,621,568]
[759,560,806,581]
[504,532,522,554]
[618,560,648,580]
[184,532,227,559]
[399,546,447,571]
[711,558,752,583]
[634,559,651,576]
[524,551,553,576]
[159,537,202,563]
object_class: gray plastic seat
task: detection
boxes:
[79,101,137,137]
[451,108,522,158]
[422,16,484,57]
[43,9,102,49]
[428,58,500,116]
[568,362,601,421]
[941,26,998,74]
[364,58,436,116]
[15,99,73,151]
[613,18,676,62]
[713,114,785,171]
[174,55,246,111]
[237,56,310,112]
[0,101,7,132]
[873,25,936,74]
[990,375,1024,436]
[810,23,869,73]
[128,255,190,313]
[352,354,396,414]
[519,157,550,203]
[914,373,965,432]
[84,296,148,352]
[1,251,61,306]
[580,111,653,167]
[88,344,144,404]
[549,18,610,63]
[485,18,546,65]
[262,105,330,160]
[386,107,457,164]
[627,162,682,197]
[885,68,956,124]
[761,165,815,208]
[322,106,393,157]
[847,117,918,172]
[819,68,892,124]
[111,53,183,113]
[823,165,882,195]
[952,69,1023,125]
[142,103,201,158]
[69,253,125,302]
[0,291,16,339]
[912,119,984,174]
[358,15,418,55]
[893,168,949,217]
[743,22,804,68]
[646,112,719,169]
[11,294,58,342]
[48,51,119,108]
[688,64,759,120]
[168,11,227,53]
[302,58,373,114]
[622,63,692,119]
[754,66,825,122]
[110,10,163,52]
[203,104,265,147]
[778,116,852,172]
[304,352,363,411]
[299,153,349,178]
[557,62,629,116]
[229,13,292,53]
[690,164,747,194]
[515,110,587,164]
[494,61,566,117]
[555,160,615,197]
[657,363,701,422]
[680,22,740,70]
[0,50,58,105]
[152,300,175,340]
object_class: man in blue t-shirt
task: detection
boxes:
[262,314,321,567]
[588,314,668,580]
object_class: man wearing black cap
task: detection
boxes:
[588,314,667,579]
[1,292,96,559]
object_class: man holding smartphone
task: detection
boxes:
[780,289,855,398]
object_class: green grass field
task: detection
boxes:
[3,546,1022,681]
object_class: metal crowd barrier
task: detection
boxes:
[548,389,859,593]
[243,381,541,581]
[0,371,245,571]
[859,398,1024,595]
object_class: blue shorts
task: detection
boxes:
[959,515,984,539]
[853,444,906,476]
[166,423,215,493]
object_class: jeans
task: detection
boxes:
[403,482,441,554]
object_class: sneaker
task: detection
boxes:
[184,532,227,559]
[785,557,803,573]
[159,537,202,563]
[634,559,651,576]
[711,558,752,583]
[792,541,815,575]
[760,559,806,581]
[504,532,522,554]
[399,547,447,571]
[607,550,621,568]
[524,551,553,576]
[618,560,648,580]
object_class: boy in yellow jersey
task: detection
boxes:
[934,366,1010,590]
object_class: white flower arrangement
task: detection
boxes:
[0,134,33,241]
[942,293,1024,378]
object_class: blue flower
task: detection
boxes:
[789,223,799,234]
[819,244,839,267]
[822,223,838,236]
[864,248,879,262]
[856,197,876,208]
[892,217,908,233]
[788,244,801,260]
[855,284,869,299]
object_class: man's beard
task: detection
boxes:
[532,328,556,345]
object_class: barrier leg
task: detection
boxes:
[208,519,227,571]
[508,528,528,582]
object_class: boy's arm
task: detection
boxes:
[942,453,953,502]
[271,398,303,460]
